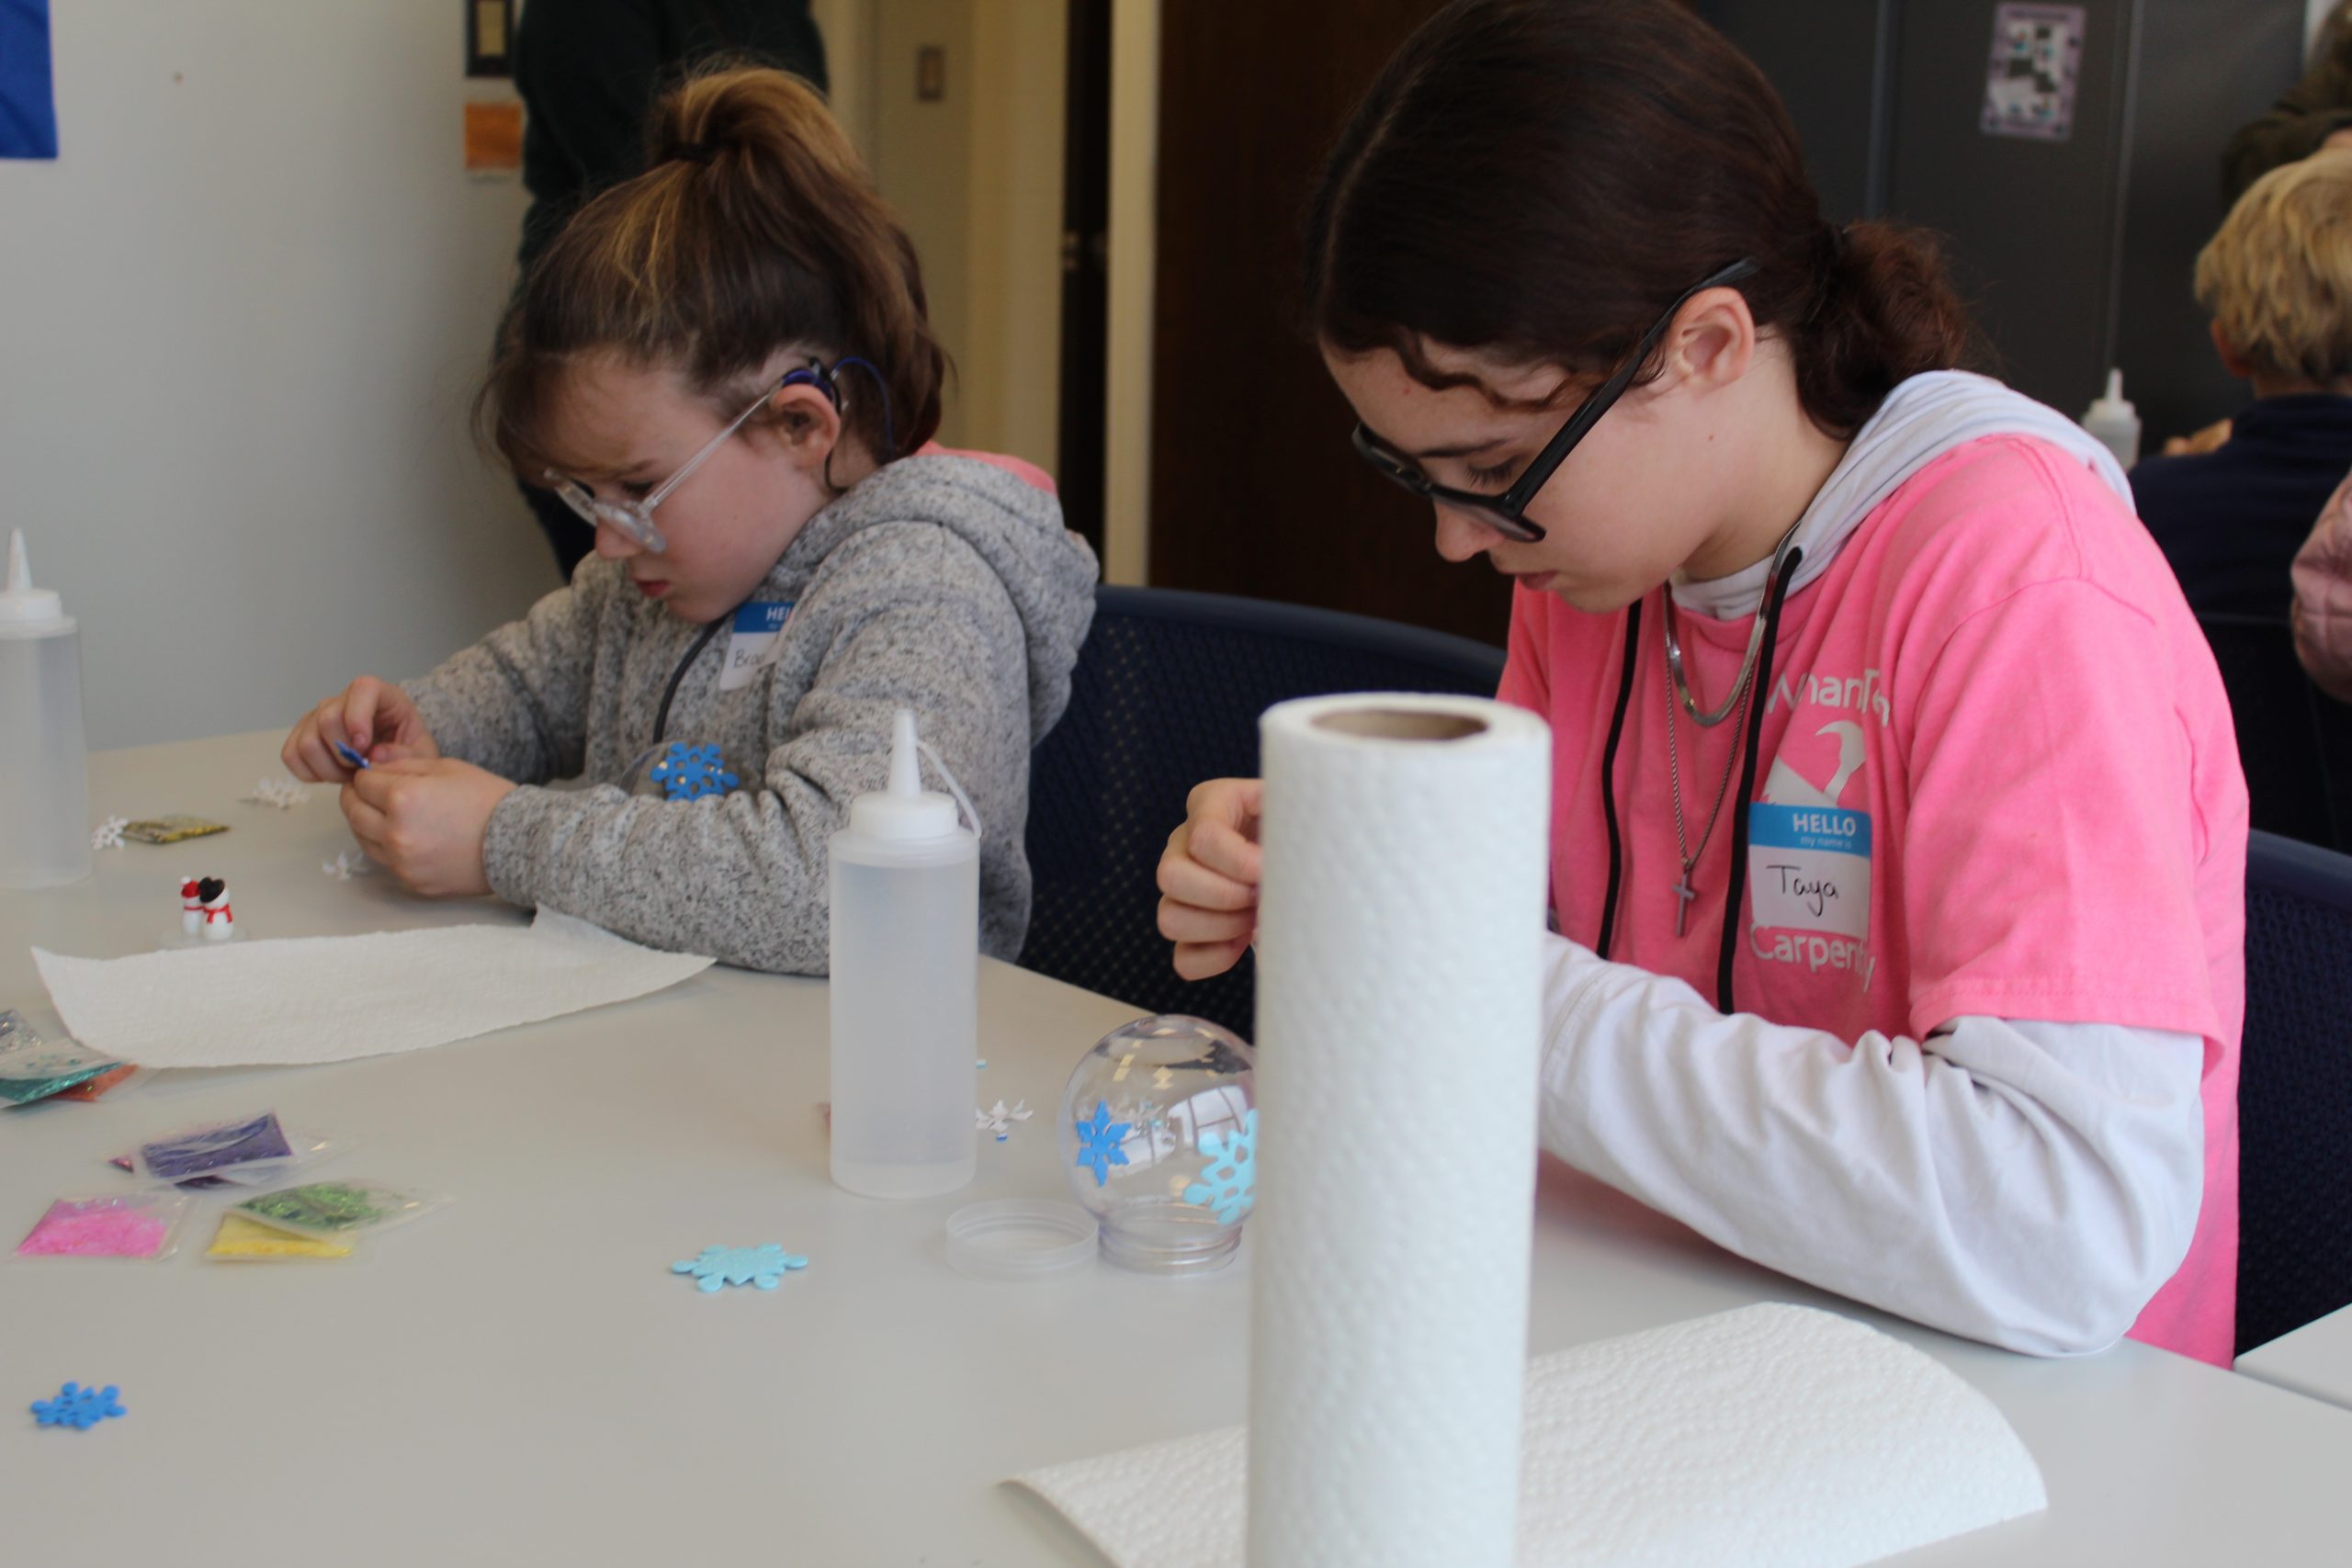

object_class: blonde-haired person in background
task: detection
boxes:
[279,66,1099,972]
[2131,148,2352,620]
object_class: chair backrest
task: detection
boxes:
[2237,829,2352,1355]
[2197,614,2348,851]
[1020,585,1508,1039]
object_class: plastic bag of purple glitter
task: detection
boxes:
[119,1111,344,1188]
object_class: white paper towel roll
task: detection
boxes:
[1250,694,1553,1568]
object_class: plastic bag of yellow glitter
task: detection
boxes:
[205,1211,355,1260]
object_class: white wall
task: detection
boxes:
[870,1,978,446]
[962,2,1067,471]
[808,0,876,170]
[1104,0,1158,585]
[0,3,557,749]
[831,1,1066,472]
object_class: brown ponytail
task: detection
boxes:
[1305,0,1979,437]
[481,64,946,480]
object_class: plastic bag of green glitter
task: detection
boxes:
[232,1179,449,1241]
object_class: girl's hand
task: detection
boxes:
[283,677,441,782]
[1156,777,1264,980]
[340,758,514,897]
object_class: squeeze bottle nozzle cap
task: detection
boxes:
[2086,368,2136,420]
[848,708,960,840]
[0,530,67,626]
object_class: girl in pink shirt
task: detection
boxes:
[1157,0,2246,1365]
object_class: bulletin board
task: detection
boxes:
[0,0,59,159]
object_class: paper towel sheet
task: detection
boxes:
[32,909,714,1067]
[1012,1303,2048,1568]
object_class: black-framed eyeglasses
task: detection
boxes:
[1350,258,1760,543]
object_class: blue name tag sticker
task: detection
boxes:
[718,600,794,692]
[1747,803,1871,940]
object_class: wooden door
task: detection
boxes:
[1147,0,1512,648]
[1057,0,1112,558]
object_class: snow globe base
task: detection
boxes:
[1098,1198,1243,1274]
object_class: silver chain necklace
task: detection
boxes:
[1663,635,1754,937]
[1658,520,1803,935]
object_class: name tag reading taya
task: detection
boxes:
[718,601,795,692]
[1747,804,1871,940]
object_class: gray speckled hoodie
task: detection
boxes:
[404,452,1098,971]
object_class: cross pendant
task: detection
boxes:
[1670,872,1698,937]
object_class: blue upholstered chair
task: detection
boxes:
[1020,585,1507,1039]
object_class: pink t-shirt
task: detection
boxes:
[916,442,1057,495]
[1498,435,2247,1365]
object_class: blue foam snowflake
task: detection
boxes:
[31,1382,125,1430]
[1183,1108,1258,1224]
[1072,1100,1133,1188]
[672,1244,808,1292]
[649,742,740,802]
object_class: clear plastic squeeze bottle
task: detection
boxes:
[828,709,979,1198]
[0,530,92,889]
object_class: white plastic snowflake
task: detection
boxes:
[322,850,374,881]
[976,1098,1034,1143]
[243,778,311,810]
[90,816,128,851]
[1183,1108,1258,1224]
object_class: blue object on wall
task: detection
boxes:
[0,0,58,160]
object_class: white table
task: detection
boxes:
[4,731,2349,1564]
[2238,1304,2352,1412]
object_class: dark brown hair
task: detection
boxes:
[481,65,946,480]
[1305,0,1977,436]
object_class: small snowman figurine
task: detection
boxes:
[196,876,233,940]
[179,877,204,935]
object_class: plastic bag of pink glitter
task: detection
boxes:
[15,1191,193,1260]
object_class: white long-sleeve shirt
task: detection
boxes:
[1538,938,2205,1356]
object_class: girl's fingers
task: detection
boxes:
[338,680,384,754]
[1158,897,1255,946]
[1157,850,1258,913]
[289,719,344,784]
[1186,816,1264,886]
[313,691,356,750]
[284,724,328,783]
[1172,935,1252,982]
[339,784,390,850]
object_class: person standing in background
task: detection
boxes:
[2223,0,2352,204]
[510,1,829,577]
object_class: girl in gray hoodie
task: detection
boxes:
[281,65,1097,973]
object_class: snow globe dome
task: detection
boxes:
[1058,1014,1258,1273]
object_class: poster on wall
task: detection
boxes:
[0,0,59,159]
[1980,3,2086,141]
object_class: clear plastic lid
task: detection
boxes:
[944,1198,1098,1280]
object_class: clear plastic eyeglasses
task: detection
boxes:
[542,373,790,555]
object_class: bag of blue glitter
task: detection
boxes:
[0,1010,123,1105]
